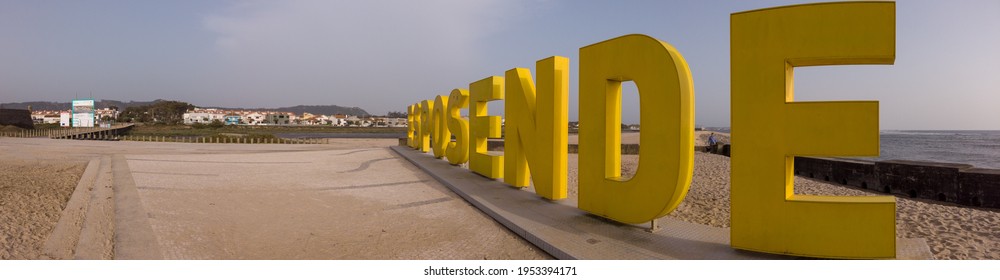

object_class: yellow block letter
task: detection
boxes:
[578,34,694,224]
[431,95,450,158]
[407,104,417,148]
[731,2,896,258]
[418,99,433,153]
[504,56,569,200]
[469,77,504,179]
[446,89,470,165]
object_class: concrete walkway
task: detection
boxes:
[1,137,548,259]
[391,146,934,260]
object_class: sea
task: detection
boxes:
[706,128,1000,169]
[281,129,1000,170]
[878,130,1000,169]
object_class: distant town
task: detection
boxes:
[28,107,408,128]
[9,99,653,131]
[11,99,408,128]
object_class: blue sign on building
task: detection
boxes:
[225,115,241,125]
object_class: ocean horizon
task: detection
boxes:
[703,128,1000,169]
[876,130,1000,169]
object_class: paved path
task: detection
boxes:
[1,137,548,259]
[392,146,934,260]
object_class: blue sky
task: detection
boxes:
[1,0,997,129]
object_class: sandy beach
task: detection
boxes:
[566,130,999,259]
[0,159,86,259]
[566,151,1000,260]
[3,133,997,259]
[568,131,730,147]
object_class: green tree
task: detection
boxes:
[387,111,407,118]
[208,119,224,129]
[115,100,194,124]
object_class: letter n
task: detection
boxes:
[504,57,569,200]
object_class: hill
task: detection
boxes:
[216,105,370,116]
[0,100,164,111]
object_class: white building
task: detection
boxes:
[331,114,348,126]
[245,112,266,125]
[60,112,71,127]
[183,108,226,124]
[30,112,46,123]
[345,115,362,127]
[386,118,407,127]
[95,108,119,122]
[315,115,331,125]
[43,115,61,124]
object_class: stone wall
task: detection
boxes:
[397,138,1000,209]
[958,168,1000,208]
[701,143,730,157]
[795,156,1000,209]
[488,140,642,155]
[877,160,971,203]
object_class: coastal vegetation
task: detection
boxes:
[116,100,194,124]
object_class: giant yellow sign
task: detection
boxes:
[405,2,897,259]
[505,57,570,200]
[431,95,450,159]
[578,35,694,224]
[731,2,896,259]
[469,77,505,179]
[445,88,470,165]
